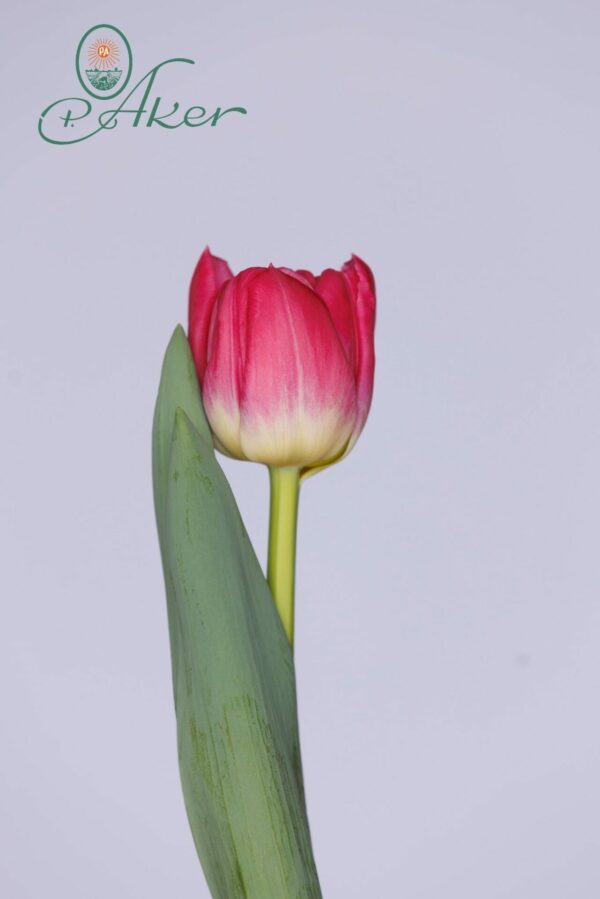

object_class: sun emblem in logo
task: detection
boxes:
[85,36,122,91]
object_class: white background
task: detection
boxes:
[2,2,599,896]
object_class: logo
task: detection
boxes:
[76,24,132,99]
[39,24,247,145]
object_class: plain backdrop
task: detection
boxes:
[2,2,599,896]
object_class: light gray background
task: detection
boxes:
[2,2,599,896]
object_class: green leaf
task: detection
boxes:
[152,327,322,899]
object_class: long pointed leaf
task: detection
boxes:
[152,327,322,899]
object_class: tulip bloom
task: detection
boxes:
[188,248,376,472]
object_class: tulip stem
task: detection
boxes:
[267,466,301,646]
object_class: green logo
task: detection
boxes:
[39,24,247,145]
[76,24,132,100]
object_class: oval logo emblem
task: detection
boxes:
[76,24,132,100]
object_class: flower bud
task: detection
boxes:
[188,248,376,471]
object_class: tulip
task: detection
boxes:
[188,248,376,643]
[189,248,376,468]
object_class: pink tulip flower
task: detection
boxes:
[188,248,376,473]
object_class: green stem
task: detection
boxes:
[267,466,301,646]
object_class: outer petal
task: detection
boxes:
[342,254,376,448]
[279,267,317,290]
[202,279,244,459]
[188,247,233,380]
[202,268,264,459]
[314,268,357,372]
[238,267,357,467]
[295,268,317,289]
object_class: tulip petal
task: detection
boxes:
[202,269,264,459]
[314,268,358,372]
[295,268,317,289]
[342,254,376,448]
[189,247,233,380]
[239,268,357,467]
[279,268,318,291]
